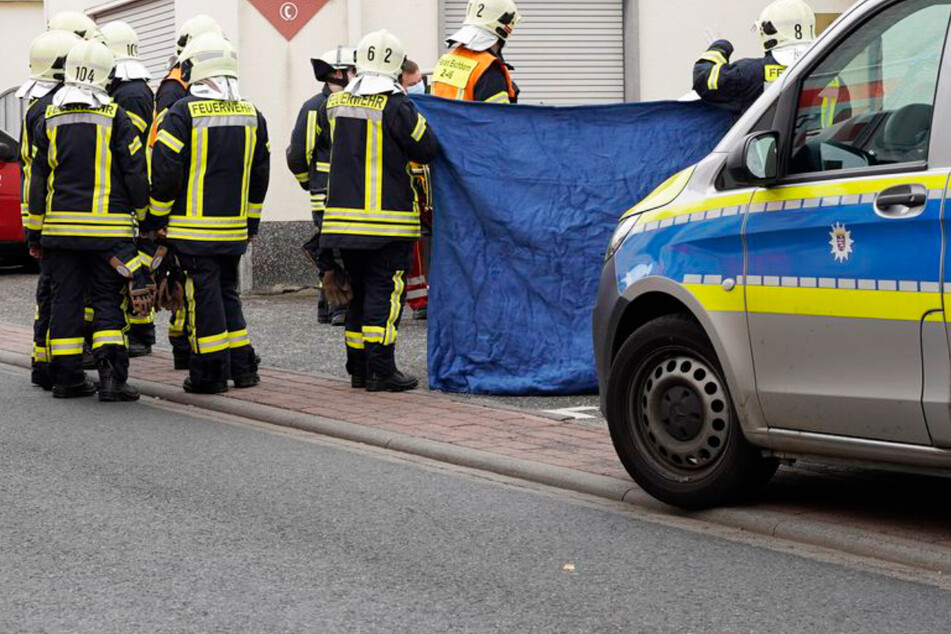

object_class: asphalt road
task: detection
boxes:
[2,367,951,633]
[0,266,603,423]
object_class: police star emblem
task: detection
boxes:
[829,222,854,263]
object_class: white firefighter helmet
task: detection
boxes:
[312,46,357,81]
[48,10,100,40]
[64,39,115,91]
[28,30,82,82]
[448,0,521,50]
[356,30,406,79]
[756,0,816,51]
[99,21,141,61]
[179,31,238,82]
[176,14,224,54]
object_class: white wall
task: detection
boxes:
[0,1,48,96]
[637,0,857,101]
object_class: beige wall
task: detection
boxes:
[36,0,863,222]
[637,0,857,101]
[0,1,47,96]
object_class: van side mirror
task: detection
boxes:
[727,131,779,186]
[0,142,16,163]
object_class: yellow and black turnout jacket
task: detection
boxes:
[109,79,154,146]
[18,85,61,225]
[27,101,149,250]
[146,96,270,256]
[286,84,331,225]
[315,89,438,250]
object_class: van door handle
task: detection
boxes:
[874,184,929,219]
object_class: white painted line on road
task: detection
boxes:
[543,406,601,420]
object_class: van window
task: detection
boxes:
[788,0,951,175]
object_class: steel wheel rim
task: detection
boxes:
[627,348,732,479]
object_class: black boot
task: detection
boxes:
[183,377,229,394]
[52,379,97,399]
[232,373,260,389]
[31,363,53,391]
[128,342,152,358]
[366,371,419,393]
[351,374,367,389]
[97,359,140,402]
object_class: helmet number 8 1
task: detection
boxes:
[366,46,394,63]
[76,66,95,82]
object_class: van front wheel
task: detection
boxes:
[606,314,777,509]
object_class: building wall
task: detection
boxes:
[0,1,47,97]
[636,0,857,101]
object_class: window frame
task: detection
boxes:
[771,0,951,186]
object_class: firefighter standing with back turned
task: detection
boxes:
[315,30,438,392]
[101,20,157,358]
[287,45,356,327]
[18,29,82,391]
[151,14,225,371]
[145,32,270,395]
[692,0,849,120]
[432,0,521,104]
[27,39,152,402]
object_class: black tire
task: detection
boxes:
[606,314,778,509]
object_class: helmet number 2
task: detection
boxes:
[366,46,394,63]
[76,66,95,82]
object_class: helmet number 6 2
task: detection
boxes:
[366,46,394,63]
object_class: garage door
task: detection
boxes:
[91,0,176,87]
[441,0,625,105]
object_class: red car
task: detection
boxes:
[0,128,27,263]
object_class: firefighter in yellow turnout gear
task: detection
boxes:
[101,20,158,357]
[150,14,225,370]
[144,32,270,394]
[17,29,82,390]
[315,30,438,392]
[27,39,151,401]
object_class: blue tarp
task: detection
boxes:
[413,96,733,395]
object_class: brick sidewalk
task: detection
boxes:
[0,322,627,480]
[4,320,951,554]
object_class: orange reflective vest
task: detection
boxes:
[431,47,516,103]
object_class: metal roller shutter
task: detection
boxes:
[441,0,625,105]
[91,0,176,88]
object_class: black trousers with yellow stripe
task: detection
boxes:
[45,249,130,388]
[340,242,411,378]
[32,265,52,372]
[178,254,256,386]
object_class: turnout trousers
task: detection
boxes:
[340,242,412,378]
[45,248,130,388]
[32,264,52,378]
[178,254,257,387]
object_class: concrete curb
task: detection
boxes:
[5,349,951,575]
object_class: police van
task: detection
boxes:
[596,0,951,509]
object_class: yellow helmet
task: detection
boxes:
[464,0,521,42]
[64,39,115,92]
[356,30,406,79]
[176,14,224,54]
[48,11,100,40]
[757,0,816,51]
[28,30,82,82]
[179,32,238,82]
[99,21,141,61]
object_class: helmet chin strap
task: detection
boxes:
[324,73,350,88]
